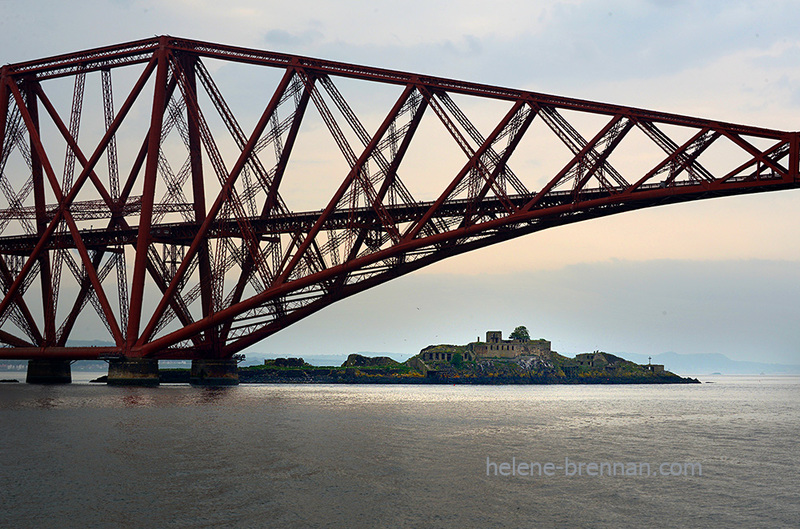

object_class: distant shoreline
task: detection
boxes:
[131,367,698,385]
[237,375,701,385]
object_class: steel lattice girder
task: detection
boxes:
[0,36,797,360]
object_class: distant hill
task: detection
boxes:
[65,339,115,347]
[615,351,800,375]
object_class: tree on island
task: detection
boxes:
[509,325,530,341]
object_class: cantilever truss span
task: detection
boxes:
[0,36,797,360]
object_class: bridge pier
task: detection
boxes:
[107,358,160,386]
[26,359,72,384]
[190,359,239,386]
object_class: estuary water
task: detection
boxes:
[0,375,798,528]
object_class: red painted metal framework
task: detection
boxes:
[0,36,797,360]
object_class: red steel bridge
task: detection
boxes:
[0,37,797,382]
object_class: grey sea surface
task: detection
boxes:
[0,374,798,528]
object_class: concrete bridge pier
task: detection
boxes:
[107,358,160,386]
[190,359,239,386]
[26,359,72,384]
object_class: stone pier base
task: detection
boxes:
[26,359,72,384]
[190,359,239,386]
[107,358,160,386]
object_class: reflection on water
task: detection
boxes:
[34,396,58,409]
[0,376,798,528]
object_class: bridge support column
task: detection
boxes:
[26,359,72,384]
[190,359,239,386]
[107,358,160,386]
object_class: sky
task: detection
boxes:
[1,0,799,364]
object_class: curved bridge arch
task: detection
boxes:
[0,36,797,359]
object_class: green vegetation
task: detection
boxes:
[546,351,579,377]
[420,344,469,356]
[238,356,414,381]
[509,325,530,341]
[233,346,697,384]
[414,345,695,384]
[451,352,464,368]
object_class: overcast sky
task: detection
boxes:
[1,1,798,364]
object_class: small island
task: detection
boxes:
[237,327,699,384]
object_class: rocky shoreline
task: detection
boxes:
[236,370,699,385]
[138,352,698,384]
[97,369,697,385]
[88,349,701,385]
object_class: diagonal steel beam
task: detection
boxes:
[521,112,630,212]
[0,56,157,327]
[220,75,314,342]
[138,67,298,346]
[8,78,123,344]
[274,82,423,286]
[403,92,527,241]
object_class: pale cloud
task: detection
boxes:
[129,0,570,50]
[581,38,800,129]
[423,190,800,275]
[259,259,800,364]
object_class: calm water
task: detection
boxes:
[0,375,798,528]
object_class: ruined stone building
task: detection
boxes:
[418,330,552,363]
[420,349,476,362]
[468,331,552,359]
[575,352,665,373]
